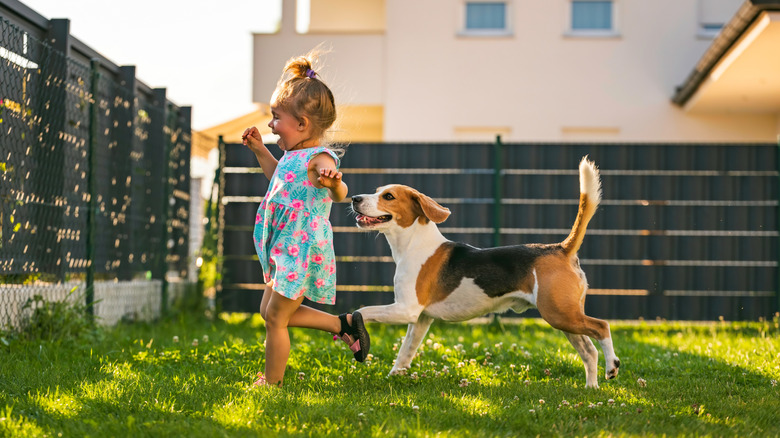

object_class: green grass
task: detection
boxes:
[1,312,779,437]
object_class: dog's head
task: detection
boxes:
[351,184,451,231]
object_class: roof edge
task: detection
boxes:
[672,0,780,106]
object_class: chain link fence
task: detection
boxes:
[1,4,193,329]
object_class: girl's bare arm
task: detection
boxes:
[308,153,348,203]
[242,126,278,180]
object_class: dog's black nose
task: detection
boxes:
[352,196,363,203]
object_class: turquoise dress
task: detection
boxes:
[253,147,340,304]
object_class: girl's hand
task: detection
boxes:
[317,168,343,189]
[242,126,266,155]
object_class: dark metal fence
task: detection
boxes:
[0,1,191,327]
[218,140,779,321]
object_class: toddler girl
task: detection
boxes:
[242,52,369,387]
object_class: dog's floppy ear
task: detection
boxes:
[413,192,450,224]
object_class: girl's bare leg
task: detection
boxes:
[260,285,348,333]
[260,285,354,385]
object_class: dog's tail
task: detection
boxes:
[561,156,601,257]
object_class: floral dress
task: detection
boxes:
[253,147,340,304]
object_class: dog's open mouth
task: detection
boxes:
[356,214,392,226]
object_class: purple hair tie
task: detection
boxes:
[305,69,317,79]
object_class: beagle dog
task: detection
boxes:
[350,157,619,388]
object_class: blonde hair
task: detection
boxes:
[271,51,345,156]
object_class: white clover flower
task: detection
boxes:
[298,372,305,380]
[771,379,777,387]
[539,399,545,404]
[494,365,500,370]
[469,359,477,365]
[173,336,179,343]
[433,342,441,350]
[529,409,535,413]
[472,342,480,349]
[524,380,531,386]
[638,378,647,387]
[338,375,344,381]
[426,339,433,346]
[202,335,209,343]
[442,354,448,361]
[192,339,199,347]
[608,399,615,405]
[457,362,465,368]
[412,405,419,411]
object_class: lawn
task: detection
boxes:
[1,311,778,437]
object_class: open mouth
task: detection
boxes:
[355,214,392,227]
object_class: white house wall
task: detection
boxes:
[253,0,776,143]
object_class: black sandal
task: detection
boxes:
[336,312,370,362]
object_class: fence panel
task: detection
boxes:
[0,4,191,329]
[218,141,778,321]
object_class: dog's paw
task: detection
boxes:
[388,367,408,377]
[605,358,621,380]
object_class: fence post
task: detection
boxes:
[153,88,170,316]
[85,58,100,318]
[42,19,70,280]
[493,135,503,247]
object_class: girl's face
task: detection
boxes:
[267,105,312,151]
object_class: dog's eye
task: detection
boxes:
[383,193,395,201]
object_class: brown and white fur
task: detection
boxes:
[350,157,619,388]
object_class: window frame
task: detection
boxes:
[565,0,620,38]
[458,0,513,37]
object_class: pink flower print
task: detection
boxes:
[317,240,328,248]
[285,171,296,183]
[286,271,298,282]
[310,220,320,231]
[267,203,275,213]
[291,200,304,210]
[311,254,325,265]
[315,278,326,288]
[288,244,300,257]
[302,180,313,187]
[293,230,309,243]
[271,247,282,257]
[323,197,332,203]
[289,212,298,222]
[282,190,289,198]
[301,260,309,270]
[255,214,261,224]
[278,222,286,231]
[325,264,336,275]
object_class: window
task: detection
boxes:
[572,1,612,30]
[567,0,618,36]
[466,2,506,30]
[698,0,741,38]
[461,1,512,36]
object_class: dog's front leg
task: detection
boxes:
[563,332,599,389]
[389,313,434,375]
[356,302,424,324]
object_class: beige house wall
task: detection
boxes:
[252,0,777,143]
